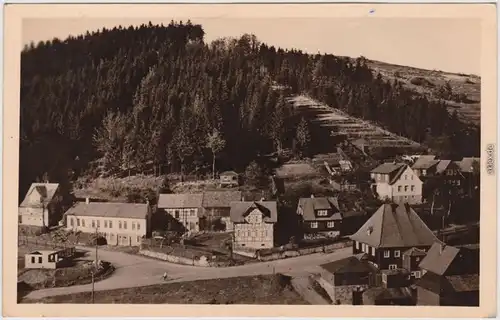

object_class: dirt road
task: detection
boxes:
[24,246,351,300]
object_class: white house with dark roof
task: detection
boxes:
[230,200,278,249]
[350,203,440,270]
[65,200,151,246]
[370,163,423,204]
[157,193,204,232]
[19,183,61,227]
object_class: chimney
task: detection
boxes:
[85,197,90,205]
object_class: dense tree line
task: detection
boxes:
[20,22,480,199]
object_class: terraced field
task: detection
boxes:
[289,95,422,151]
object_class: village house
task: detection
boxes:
[157,193,204,232]
[319,253,375,305]
[18,183,62,228]
[362,286,415,305]
[350,203,440,270]
[201,191,243,231]
[65,199,151,246]
[157,191,242,232]
[370,163,423,204]
[219,171,240,187]
[24,247,76,269]
[435,160,462,186]
[416,242,479,306]
[297,196,366,239]
[402,247,427,279]
[411,155,440,177]
[230,200,277,249]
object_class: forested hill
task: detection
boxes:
[20,21,480,198]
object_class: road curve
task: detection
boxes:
[23,246,352,300]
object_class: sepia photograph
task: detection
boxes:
[3,3,497,318]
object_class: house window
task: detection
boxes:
[175,210,180,219]
[382,273,387,283]
[317,210,328,216]
[422,169,427,175]
[371,247,375,256]
[389,264,397,270]
[132,222,135,230]
[97,220,100,228]
[92,220,95,228]
[137,236,141,243]
[70,218,74,227]
[31,257,35,263]
[398,186,402,192]
[190,209,196,216]
[119,221,122,229]
[82,219,86,227]
[104,220,108,228]
[384,250,390,258]
[124,221,127,229]
[38,257,42,263]
[404,175,407,180]
[109,220,113,228]
[404,185,408,192]
[411,185,415,192]
[310,222,318,228]
[394,250,400,258]
[77,218,80,226]
[327,221,335,228]
[137,222,140,230]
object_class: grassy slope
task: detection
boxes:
[366,59,481,126]
[22,274,308,304]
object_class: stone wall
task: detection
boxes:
[139,249,210,267]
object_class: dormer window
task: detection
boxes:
[317,210,328,216]
[367,227,373,235]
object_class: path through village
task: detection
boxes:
[24,246,351,301]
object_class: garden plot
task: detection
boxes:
[289,95,421,152]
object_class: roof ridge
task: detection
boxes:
[377,204,387,247]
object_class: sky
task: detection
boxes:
[22,17,481,75]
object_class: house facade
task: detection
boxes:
[319,254,374,305]
[24,247,75,269]
[65,200,151,246]
[201,191,243,231]
[350,203,440,270]
[297,196,342,239]
[18,183,62,228]
[370,163,423,204]
[219,171,239,187]
[230,200,277,249]
[416,243,479,306]
[157,193,204,232]
[402,247,427,279]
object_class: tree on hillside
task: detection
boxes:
[295,117,311,158]
[244,161,265,186]
[206,128,226,180]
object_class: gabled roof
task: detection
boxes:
[157,193,204,209]
[65,202,149,219]
[371,163,406,174]
[446,274,479,292]
[230,201,278,223]
[220,171,238,176]
[403,247,427,257]
[416,272,479,294]
[20,183,60,208]
[320,253,373,274]
[350,203,440,248]
[435,160,452,174]
[418,242,461,275]
[297,197,341,221]
[457,157,480,173]
[411,155,439,170]
[202,191,242,208]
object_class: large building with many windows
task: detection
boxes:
[64,199,151,246]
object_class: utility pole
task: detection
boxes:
[91,270,95,304]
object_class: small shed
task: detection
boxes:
[219,171,240,186]
[24,247,75,269]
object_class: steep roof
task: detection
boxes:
[371,163,405,174]
[320,254,373,274]
[350,203,440,248]
[20,183,60,208]
[230,201,278,223]
[220,171,238,176]
[435,160,452,174]
[157,193,204,209]
[65,202,149,219]
[418,243,461,275]
[202,191,242,208]
[416,272,479,294]
[297,197,341,221]
[411,155,439,170]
